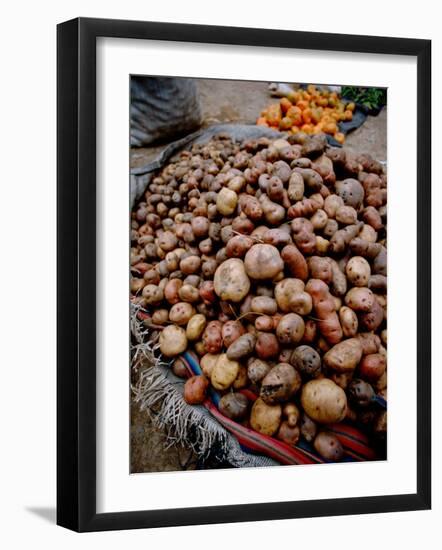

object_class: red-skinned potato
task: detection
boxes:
[184,375,209,404]
[281,244,309,280]
[277,421,300,446]
[202,321,223,354]
[359,353,386,382]
[306,279,343,344]
[314,431,344,461]
[222,320,246,347]
[255,332,280,359]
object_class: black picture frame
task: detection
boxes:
[57,17,431,532]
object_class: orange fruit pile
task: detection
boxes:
[257,84,355,144]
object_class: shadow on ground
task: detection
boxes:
[26,506,56,524]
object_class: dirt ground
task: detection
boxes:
[130,78,387,473]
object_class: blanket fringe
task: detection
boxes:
[130,302,228,460]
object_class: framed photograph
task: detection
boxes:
[57,17,431,532]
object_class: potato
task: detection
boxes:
[348,378,375,407]
[291,345,321,378]
[301,378,347,423]
[289,291,313,316]
[359,224,377,243]
[141,284,164,305]
[260,194,286,225]
[191,215,210,238]
[345,287,375,312]
[306,279,343,344]
[226,333,256,360]
[241,195,263,221]
[373,246,387,276]
[186,314,207,341]
[329,258,347,297]
[359,298,384,332]
[300,413,317,443]
[158,230,178,252]
[247,358,271,384]
[329,222,363,255]
[324,194,344,218]
[369,274,387,293]
[255,332,280,359]
[169,302,195,325]
[336,205,358,225]
[323,218,339,238]
[346,256,371,287]
[216,187,238,215]
[211,353,240,391]
[288,171,304,201]
[233,364,248,389]
[330,372,352,390]
[308,256,333,284]
[199,280,216,304]
[225,234,254,259]
[221,320,246,347]
[310,208,328,231]
[362,206,383,231]
[244,244,284,280]
[180,255,201,275]
[374,410,387,438]
[184,375,209,405]
[272,160,292,183]
[164,279,183,305]
[335,178,364,208]
[152,309,169,325]
[359,353,386,382]
[277,421,300,446]
[357,332,381,355]
[172,357,188,378]
[202,320,223,354]
[251,296,278,315]
[255,315,274,332]
[314,431,344,461]
[323,338,363,373]
[275,278,305,312]
[214,258,250,302]
[159,325,188,357]
[262,228,292,248]
[250,397,282,436]
[337,305,358,339]
[200,353,220,378]
[302,319,317,344]
[283,403,300,427]
[260,363,302,404]
[179,284,200,303]
[291,218,316,255]
[276,313,305,344]
[219,392,249,420]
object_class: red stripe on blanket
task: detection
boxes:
[204,399,323,465]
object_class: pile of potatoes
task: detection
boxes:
[131,131,387,462]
